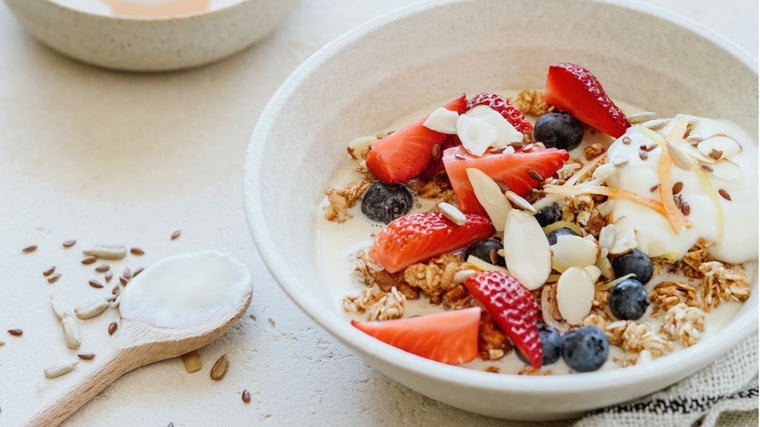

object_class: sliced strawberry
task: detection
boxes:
[467,92,533,134]
[464,271,542,368]
[351,307,481,365]
[544,63,631,138]
[442,145,569,214]
[368,211,494,273]
[366,94,467,184]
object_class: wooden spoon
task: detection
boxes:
[26,290,252,426]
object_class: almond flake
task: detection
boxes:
[550,234,599,273]
[466,168,511,232]
[503,210,551,290]
[555,266,595,325]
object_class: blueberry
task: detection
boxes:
[546,227,578,245]
[609,278,649,320]
[534,203,562,227]
[534,112,584,151]
[561,326,609,372]
[361,183,414,224]
[612,249,654,283]
[464,239,504,266]
[516,323,563,366]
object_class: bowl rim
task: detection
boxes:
[40,0,255,22]
[244,0,758,398]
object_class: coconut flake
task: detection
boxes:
[466,168,511,232]
[423,107,460,134]
[503,210,551,290]
[457,114,497,156]
[464,105,523,148]
[555,266,595,325]
[609,216,637,255]
[550,234,599,272]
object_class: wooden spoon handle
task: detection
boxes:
[25,346,138,427]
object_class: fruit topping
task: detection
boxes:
[464,270,543,368]
[442,145,569,214]
[351,307,481,364]
[533,112,585,151]
[534,203,562,227]
[609,278,650,320]
[464,239,505,266]
[516,323,563,366]
[466,92,533,134]
[611,249,654,284]
[544,63,630,138]
[368,211,494,274]
[360,182,414,224]
[560,325,609,372]
[365,94,467,184]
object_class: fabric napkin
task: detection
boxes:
[574,334,758,427]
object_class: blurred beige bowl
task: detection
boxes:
[244,0,757,420]
[3,0,298,71]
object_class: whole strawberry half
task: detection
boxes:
[442,144,568,214]
[368,211,494,273]
[365,94,467,184]
[467,92,533,134]
[544,63,631,138]
[464,270,542,368]
[351,307,481,365]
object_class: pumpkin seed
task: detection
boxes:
[181,350,202,373]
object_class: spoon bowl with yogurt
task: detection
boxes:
[27,250,253,427]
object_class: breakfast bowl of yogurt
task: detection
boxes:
[3,0,297,71]
[243,0,757,419]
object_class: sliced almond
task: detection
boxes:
[457,114,497,156]
[584,265,602,283]
[596,252,615,279]
[550,234,599,273]
[555,266,595,325]
[466,168,511,232]
[608,216,638,255]
[423,107,459,134]
[503,210,551,290]
[707,159,744,181]
[697,134,741,159]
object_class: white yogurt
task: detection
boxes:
[606,115,758,263]
[119,250,252,329]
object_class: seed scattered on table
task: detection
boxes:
[170,230,181,240]
[43,266,56,276]
[22,245,37,253]
[81,256,97,265]
[210,354,229,381]
[61,314,81,349]
[181,350,202,373]
[88,279,104,289]
[7,329,23,336]
[94,264,110,273]
[122,267,132,280]
[133,267,144,277]
[130,247,145,256]
[83,245,127,261]
[47,273,61,284]
[104,270,113,283]
[107,322,118,335]
[62,240,77,248]
[112,284,121,296]
[718,189,732,201]
[44,359,78,379]
[119,276,129,286]
[242,389,251,403]
[77,353,96,360]
[75,298,109,319]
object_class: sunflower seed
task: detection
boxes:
[666,142,696,170]
[504,190,536,213]
[210,354,229,381]
[44,360,79,379]
[50,294,74,320]
[453,269,477,284]
[83,245,127,261]
[438,202,466,226]
[61,314,81,349]
[75,298,109,319]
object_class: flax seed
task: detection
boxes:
[81,256,97,265]
[95,264,110,273]
[133,267,144,277]
[122,267,132,280]
[104,270,113,283]
[708,149,723,160]
[681,201,691,216]
[650,184,660,192]
[62,240,77,248]
[170,230,181,240]
[622,136,632,145]
[701,164,714,172]
[242,389,251,403]
[130,247,145,256]
[7,329,23,336]
[431,144,441,161]
[672,181,684,195]
[454,153,466,160]
[638,150,648,160]
[112,285,121,296]
[718,189,732,201]
[88,279,104,289]
[107,322,118,335]
[47,273,61,284]
[43,266,56,277]
[22,245,37,253]
[77,353,96,360]
[528,170,544,181]
[119,276,128,286]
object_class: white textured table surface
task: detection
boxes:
[0,1,756,426]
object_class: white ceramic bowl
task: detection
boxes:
[244,0,758,420]
[3,0,297,71]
